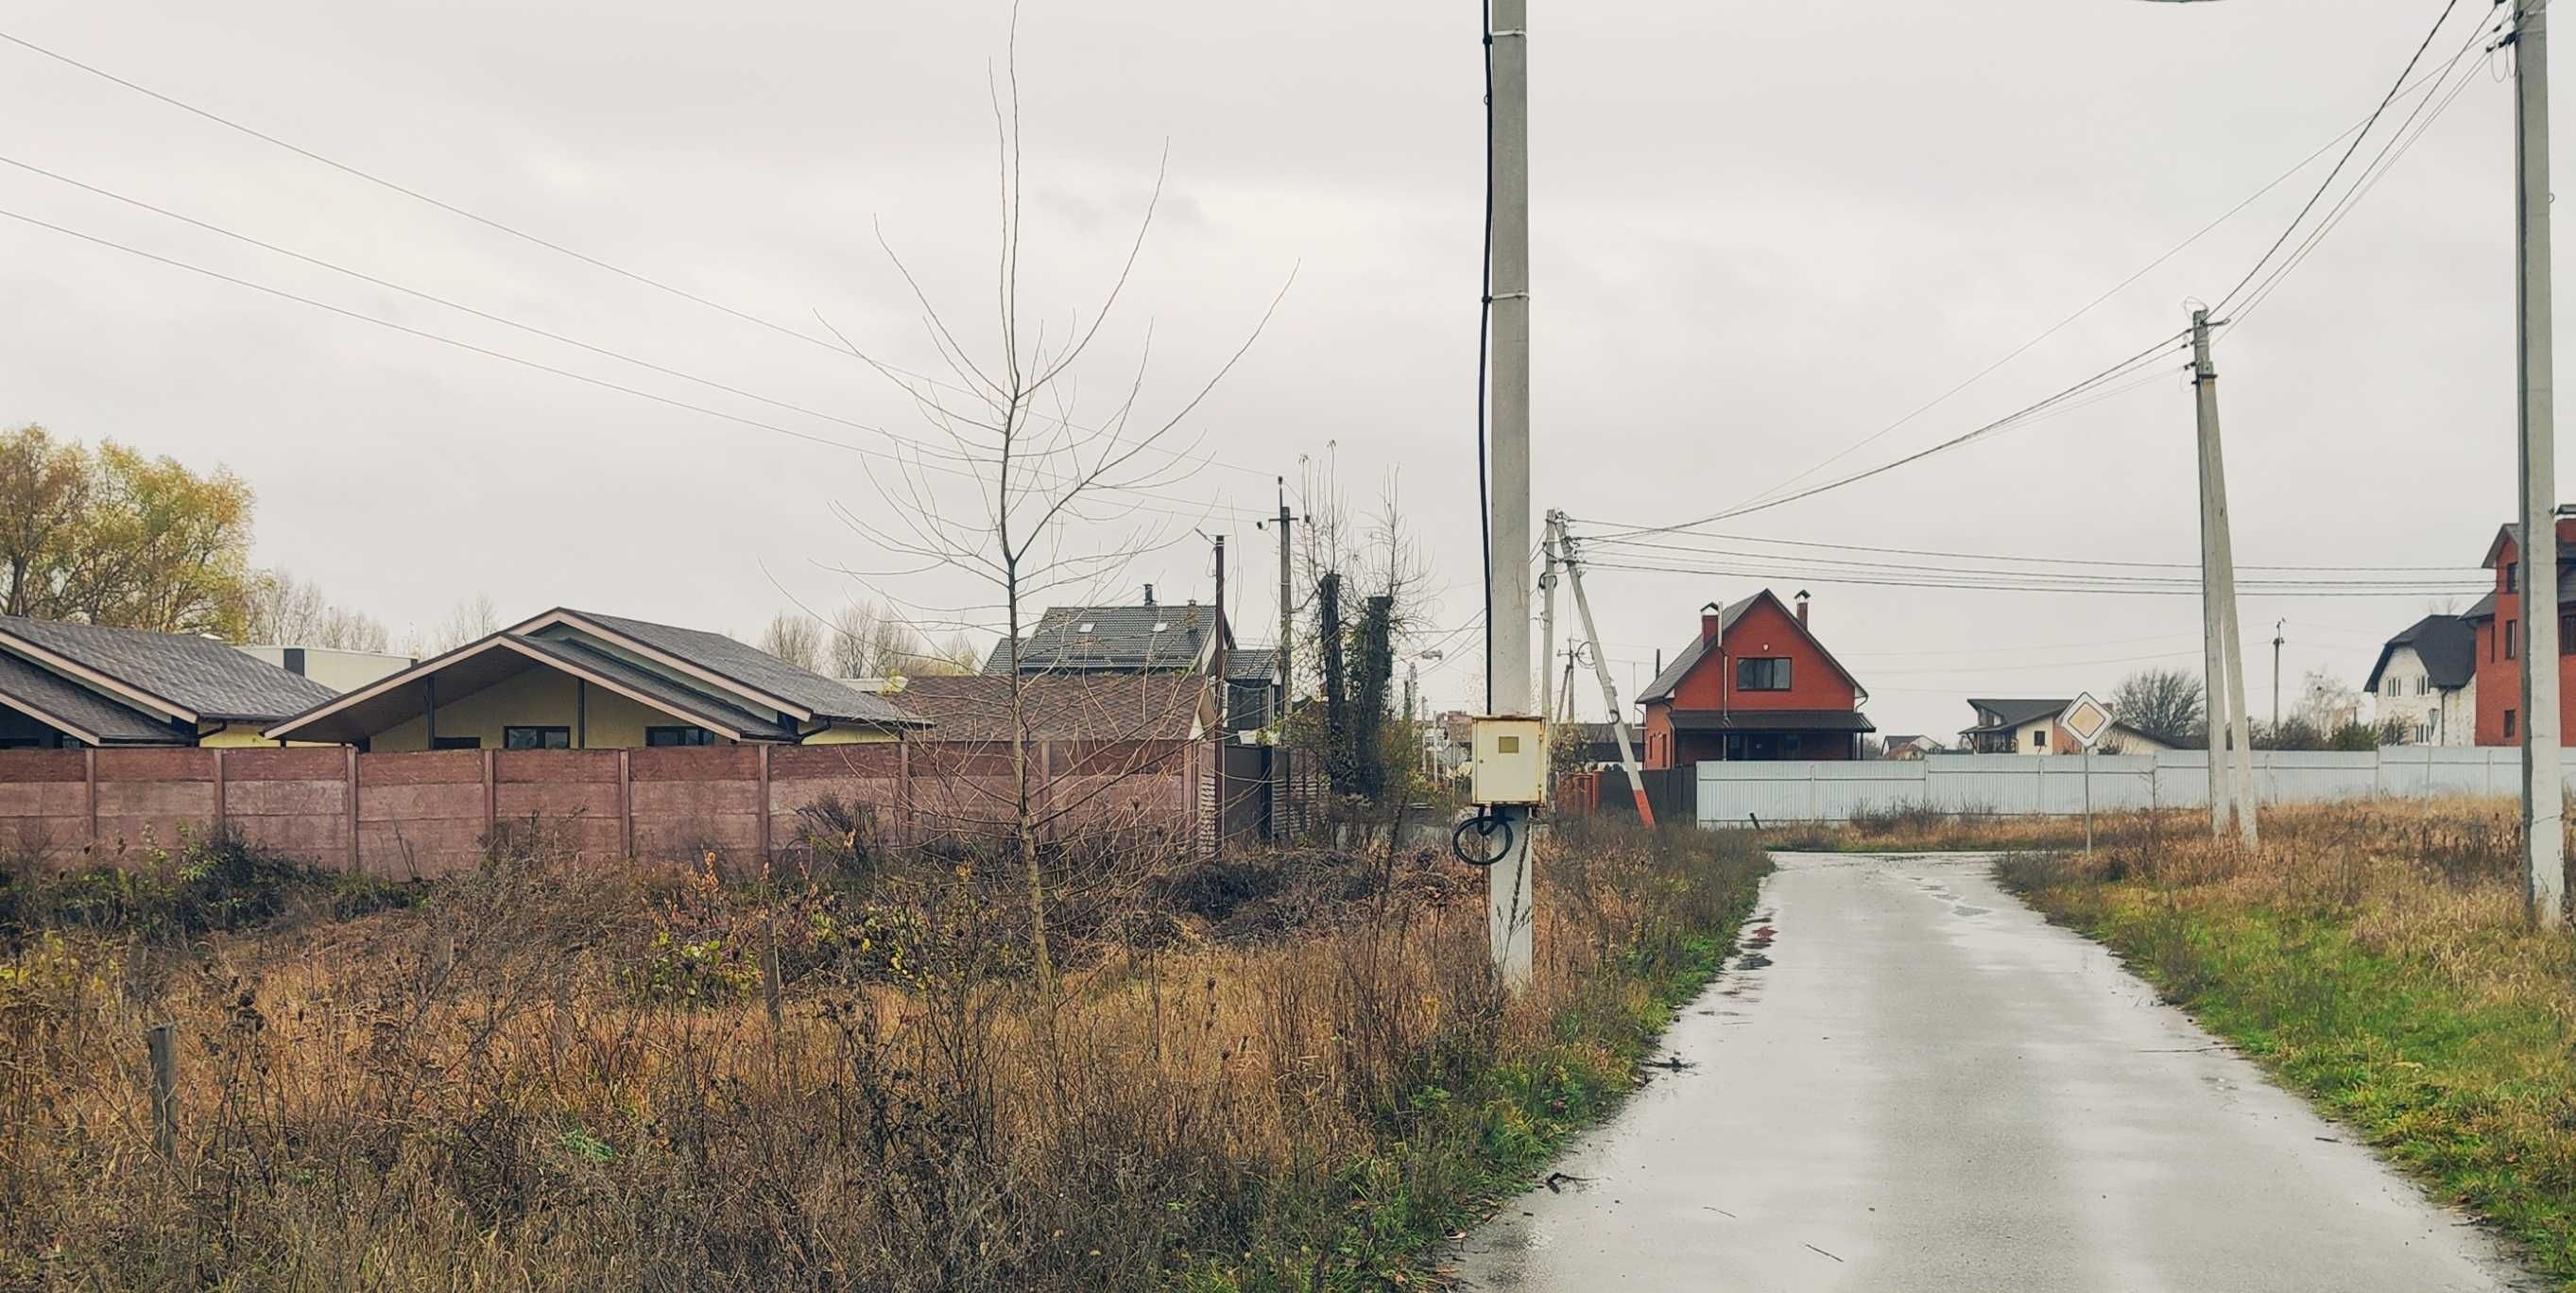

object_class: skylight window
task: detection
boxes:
[1076,622,1095,633]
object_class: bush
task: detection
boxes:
[0,825,420,949]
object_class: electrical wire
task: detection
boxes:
[1585,556,2484,597]
[0,26,1277,484]
[1587,531,2484,575]
[2209,0,2473,316]
[1474,0,1498,712]
[0,202,1264,526]
[1579,340,2187,542]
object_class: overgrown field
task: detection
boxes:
[0,816,1764,1290]
[2000,799,2576,1284]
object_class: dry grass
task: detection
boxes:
[0,816,1763,1290]
[2001,797,2576,1282]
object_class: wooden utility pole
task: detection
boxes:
[2191,308,2258,847]
[1485,0,1537,987]
[2515,0,2566,927]
[1538,527,1558,734]
[1274,478,1295,718]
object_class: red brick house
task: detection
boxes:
[2467,518,2576,746]
[1638,590,1873,767]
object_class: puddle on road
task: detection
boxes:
[1952,904,1993,917]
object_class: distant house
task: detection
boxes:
[1880,734,1943,760]
[1637,590,1874,766]
[2464,519,2576,746]
[264,609,929,750]
[984,590,1279,737]
[983,592,1228,677]
[1959,698,2175,755]
[2361,614,2477,746]
[1557,720,1647,767]
[0,615,339,749]
[234,645,418,694]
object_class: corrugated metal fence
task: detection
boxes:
[1695,747,2553,826]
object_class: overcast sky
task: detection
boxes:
[1,0,2552,740]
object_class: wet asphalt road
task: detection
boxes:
[1452,852,2541,1293]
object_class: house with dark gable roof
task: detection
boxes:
[0,615,340,749]
[982,589,1280,737]
[1637,590,1874,767]
[2362,614,2478,747]
[1958,698,2175,755]
[264,608,929,750]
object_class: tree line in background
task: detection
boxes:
[2,423,986,669]
[755,603,978,679]
[2111,665,2408,752]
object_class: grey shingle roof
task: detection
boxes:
[2363,614,2479,694]
[0,616,338,720]
[1227,647,1279,681]
[1962,698,2070,734]
[558,610,925,726]
[982,603,1222,675]
[513,637,799,741]
[0,648,183,743]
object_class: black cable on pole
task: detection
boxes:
[1475,0,1497,713]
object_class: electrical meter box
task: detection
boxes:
[1470,716,1549,805]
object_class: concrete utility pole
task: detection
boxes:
[1556,513,1655,826]
[1539,528,1558,727]
[2272,619,2284,730]
[1212,534,1228,730]
[2515,0,2566,927]
[2191,308,2258,847]
[1485,0,1537,987]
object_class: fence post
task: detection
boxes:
[756,743,773,867]
[618,749,635,860]
[897,737,915,847]
[345,746,361,871]
[482,749,497,833]
[210,748,227,835]
[84,747,98,854]
[146,1022,178,1160]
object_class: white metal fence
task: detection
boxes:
[1695,748,2550,826]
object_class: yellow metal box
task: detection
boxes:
[1470,716,1549,805]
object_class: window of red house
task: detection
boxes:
[2507,560,2520,593]
[2507,709,2519,738]
[2508,620,2519,660]
[1738,658,1792,691]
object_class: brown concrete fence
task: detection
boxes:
[0,740,1228,877]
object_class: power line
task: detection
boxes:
[1577,341,2187,541]
[1586,557,2485,597]
[0,202,1263,526]
[2210,0,2474,315]
[1586,530,2483,575]
[0,26,1276,483]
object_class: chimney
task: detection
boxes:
[1700,601,1724,646]
[1795,590,1812,628]
[1142,583,1156,606]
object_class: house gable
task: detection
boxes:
[1642,591,1862,713]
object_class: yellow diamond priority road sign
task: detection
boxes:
[2061,693,2115,750]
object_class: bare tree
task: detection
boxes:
[2111,667,2205,747]
[823,19,1285,998]
[759,612,825,672]
[424,593,499,653]
[827,599,926,678]
[243,570,391,651]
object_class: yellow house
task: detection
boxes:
[0,614,342,749]
[264,608,931,750]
